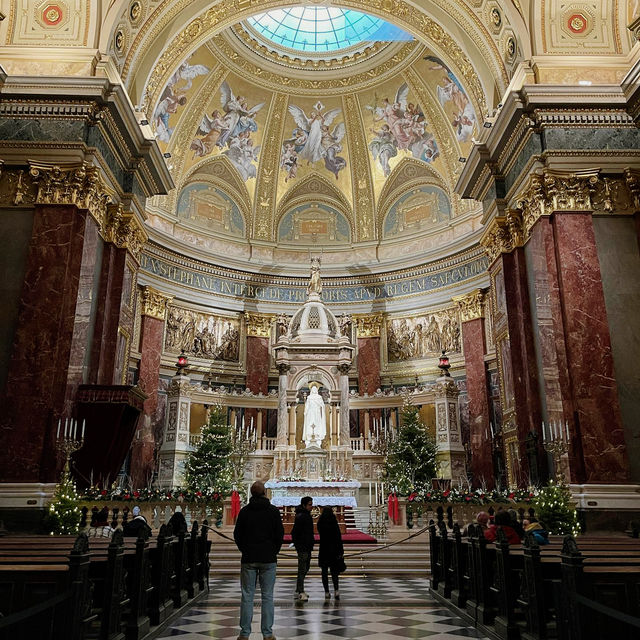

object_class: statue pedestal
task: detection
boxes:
[299,445,326,481]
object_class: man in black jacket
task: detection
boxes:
[234,480,284,640]
[291,496,314,601]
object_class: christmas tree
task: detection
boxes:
[533,479,580,536]
[184,404,233,494]
[383,395,438,494]
[44,467,82,535]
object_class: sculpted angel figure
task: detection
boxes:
[288,101,342,165]
[307,257,322,296]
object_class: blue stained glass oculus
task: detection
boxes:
[247,6,412,53]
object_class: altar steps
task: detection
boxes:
[208,529,430,578]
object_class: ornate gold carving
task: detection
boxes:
[453,288,486,322]
[343,93,374,241]
[140,285,172,321]
[245,312,274,338]
[29,161,112,225]
[168,378,193,397]
[253,92,287,240]
[353,313,384,338]
[479,209,524,265]
[0,167,38,206]
[104,203,149,261]
[625,168,640,209]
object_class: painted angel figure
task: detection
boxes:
[190,109,227,157]
[320,122,346,178]
[223,133,261,181]
[216,81,264,148]
[168,59,209,91]
[288,101,342,165]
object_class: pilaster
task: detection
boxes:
[433,374,466,482]
[354,313,383,395]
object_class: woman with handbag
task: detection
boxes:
[317,506,345,600]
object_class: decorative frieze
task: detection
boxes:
[140,286,172,321]
[245,312,274,338]
[453,288,486,322]
[354,313,384,338]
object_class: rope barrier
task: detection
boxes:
[202,523,430,559]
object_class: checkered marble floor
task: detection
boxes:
[157,578,490,639]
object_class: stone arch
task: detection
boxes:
[290,367,338,395]
[276,173,354,237]
[108,0,517,116]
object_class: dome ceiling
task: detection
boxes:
[146,6,485,269]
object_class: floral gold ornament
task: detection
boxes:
[140,286,173,321]
[42,4,63,26]
[490,7,502,28]
[354,313,384,337]
[505,37,516,62]
[129,1,142,24]
[245,312,274,338]
[567,13,588,34]
[453,289,486,322]
[114,29,125,53]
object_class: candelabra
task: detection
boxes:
[230,424,256,484]
[55,418,85,475]
[369,416,394,455]
[542,420,570,483]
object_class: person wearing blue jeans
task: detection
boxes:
[234,481,284,640]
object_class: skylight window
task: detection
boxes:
[247,6,412,53]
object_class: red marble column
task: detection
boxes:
[0,204,101,483]
[357,337,381,394]
[246,335,270,394]
[455,290,494,488]
[552,212,630,483]
[130,294,167,488]
[490,247,543,487]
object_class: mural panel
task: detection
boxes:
[176,183,245,237]
[360,80,442,189]
[277,97,351,201]
[153,55,210,144]
[383,185,451,239]
[188,77,266,183]
[278,203,350,245]
[386,309,461,362]
[165,306,241,362]
[414,54,478,146]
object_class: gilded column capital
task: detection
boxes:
[452,289,486,322]
[29,161,112,226]
[353,313,384,338]
[245,312,274,338]
[168,378,193,398]
[479,209,524,266]
[104,204,149,261]
[624,168,640,210]
[141,286,173,321]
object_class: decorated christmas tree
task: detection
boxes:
[184,404,233,494]
[384,395,438,494]
[44,467,82,535]
[533,479,580,536]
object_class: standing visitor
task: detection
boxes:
[233,480,284,640]
[317,506,345,600]
[292,496,314,601]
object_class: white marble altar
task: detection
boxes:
[265,480,361,507]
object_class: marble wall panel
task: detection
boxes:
[357,337,381,394]
[246,336,270,394]
[554,212,629,483]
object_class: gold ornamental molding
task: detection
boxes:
[29,161,113,226]
[245,312,274,338]
[453,288,486,322]
[481,169,639,266]
[104,203,149,262]
[354,313,384,338]
[140,285,173,321]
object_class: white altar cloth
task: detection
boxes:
[265,480,361,508]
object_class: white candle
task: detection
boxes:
[542,421,546,442]
[374,482,378,504]
[64,418,68,438]
[565,420,570,441]
[73,419,77,440]
[369,481,372,506]
[57,419,61,439]
[81,419,85,439]
[251,416,254,430]
[490,422,494,437]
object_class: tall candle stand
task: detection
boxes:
[542,420,570,483]
[230,424,257,485]
[55,418,85,483]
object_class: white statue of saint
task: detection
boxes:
[302,386,326,447]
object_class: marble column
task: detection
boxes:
[157,373,193,488]
[486,240,543,487]
[276,363,290,446]
[0,203,101,484]
[434,372,466,481]
[552,211,629,483]
[453,289,494,488]
[355,314,383,394]
[245,313,271,449]
[130,286,172,488]
[338,364,351,447]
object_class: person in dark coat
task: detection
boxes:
[291,496,314,601]
[122,505,152,538]
[233,480,284,640]
[167,506,187,535]
[317,507,344,600]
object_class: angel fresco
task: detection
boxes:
[189,81,264,181]
[280,102,347,180]
[367,83,439,176]
[424,55,477,143]
[153,57,209,143]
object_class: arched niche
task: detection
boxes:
[277,202,351,246]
